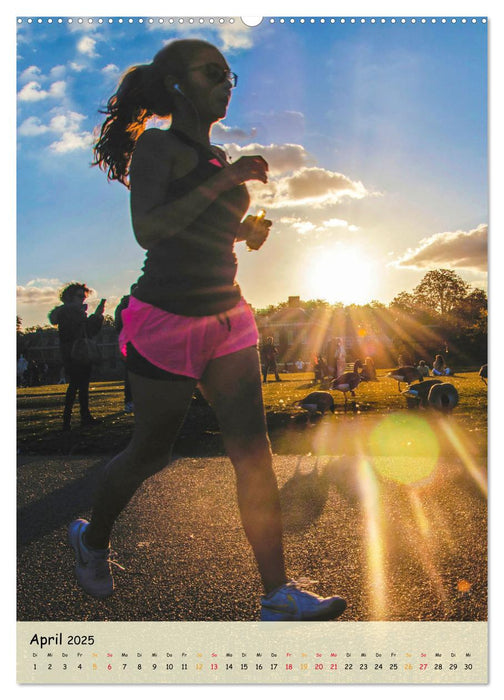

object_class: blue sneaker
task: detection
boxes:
[68,519,122,599]
[260,579,346,621]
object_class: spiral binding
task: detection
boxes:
[17,17,488,25]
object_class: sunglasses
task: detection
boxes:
[187,62,238,88]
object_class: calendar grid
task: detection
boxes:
[17,621,487,684]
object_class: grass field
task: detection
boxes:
[17,370,487,460]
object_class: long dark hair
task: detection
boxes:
[92,39,217,187]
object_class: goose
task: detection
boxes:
[297,391,335,415]
[427,383,459,412]
[402,379,443,408]
[479,364,488,385]
[387,365,422,392]
[330,360,363,406]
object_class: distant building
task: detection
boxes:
[19,323,124,383]
[256,296,394,369]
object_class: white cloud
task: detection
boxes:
[77,36,98,57]
[291,221,317,235]
[49,65,66,79]
[225,142,314,176]
[17,81,48,102]
[19,65,42,83]
[211,123,257,143]
[102,63,120,79]
[17,79,66,102]
[146,21,254,53]
[217,24,254,51]
[323,218,352,229]
[27,278,61,287]
[49,81,66,98]
[19,109,94,154]
[392,224,488,273]
[283,168,367,204]
[49,130,94,154]
[276,215,359,239]
[18,117,50,136]
[69,62,86,73]
[249,166,368,209]
[48,111,85,133]
[17,284,60,305]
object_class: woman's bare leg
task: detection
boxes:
[85,371,197,549]
[199,346,287,594]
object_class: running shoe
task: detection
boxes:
[68,518,120,599]
[260,579,346,621]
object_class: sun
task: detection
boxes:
[305,244,377,305]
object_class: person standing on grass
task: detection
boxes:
[261,336,281,383]
[334,337,346,378]
[68,38,346,622]
[17,354,28,387]
[114,285,137,414]
[49,283,105,431]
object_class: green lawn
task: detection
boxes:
[17,370,487,458]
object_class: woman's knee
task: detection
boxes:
[227,433,273,473]
[125,431,175,477]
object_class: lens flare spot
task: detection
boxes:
[457,579,472,593]
[368,414,440,484]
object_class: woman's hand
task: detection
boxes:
[217,155,269,190]
[240,213,273,250]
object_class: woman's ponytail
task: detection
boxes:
[92,39,215,187]
[92,63,168,188]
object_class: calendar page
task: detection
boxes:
[16,11,488,686]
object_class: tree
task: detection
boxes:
[413,269,469,316]
[390,291,418,316]
[454,287,487,318]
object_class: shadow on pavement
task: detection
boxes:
[17,457,108,547]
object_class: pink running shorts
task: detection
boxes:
[119,297,259,379]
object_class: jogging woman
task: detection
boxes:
[68,39,346,622]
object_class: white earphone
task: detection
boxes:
[173,83,184,95]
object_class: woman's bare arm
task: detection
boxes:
[130,129,268,249]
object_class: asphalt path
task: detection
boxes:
[17,449,486,623]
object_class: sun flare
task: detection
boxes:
[305,244,376,305]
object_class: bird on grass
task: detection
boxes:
[402,379,459,412]
[330,360,363,407]
[296,391,335,415]
[387,365,422,392]
[479,364,488,385]
[427,382,459,412]
[402,379,442,408]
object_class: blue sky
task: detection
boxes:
[16,15,488,327]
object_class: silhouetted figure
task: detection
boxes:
[66,38,345,621]
[416,359,430,378]
[17,354,28,387]
[49,283,105,431]
[361,356,377,381]
[334,337,346,378]
[261,336,281,383]
[26,359,40,387]
[313,354,328,383]
[432,353,452,376]
[114,285,137,413]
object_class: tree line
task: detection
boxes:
[17,269,487,369]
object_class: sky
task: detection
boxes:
[16,13,488,327]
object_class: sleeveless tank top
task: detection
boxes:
[132,128,250,316]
